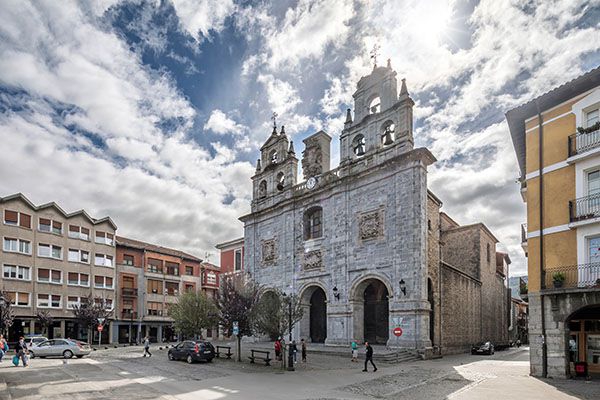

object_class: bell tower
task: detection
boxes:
[251,114,298,209]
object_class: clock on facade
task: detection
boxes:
[306,176,317,190]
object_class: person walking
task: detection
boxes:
[274,338,282,361]
[0,334,6,362]
[300,338,307,363]
[362,341,377,372]
[142,336,152,357]
[15,336,28,367]
[351,340,358,362]
[291,340,297,364]
[516,339,521,348]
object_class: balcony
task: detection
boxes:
[568,129,600,158]
[569,193,600,223]
[544,262,600,290]
[121,287,138,297]
[120,311,138,320]
[521,223,528,254]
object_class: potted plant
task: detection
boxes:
[552,272,566,288]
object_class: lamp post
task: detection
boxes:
[282,292,294,372]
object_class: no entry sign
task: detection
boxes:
[97,325,104,332]
[393,327,403,337]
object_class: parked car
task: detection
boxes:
[24,335,48,348]
[29,339,92,359]
[471,341,495,355]
[167,340,215,364]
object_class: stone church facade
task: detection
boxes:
[240,62,509,353]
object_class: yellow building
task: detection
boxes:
[507,66,600,378]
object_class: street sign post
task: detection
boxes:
[97,318,105,347]
[232,321,239,336]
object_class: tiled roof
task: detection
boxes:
[116,236,202,262]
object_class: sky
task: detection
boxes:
[0,0,599,274]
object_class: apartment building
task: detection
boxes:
[114,236,204,343]
[215,237,244,277]
[0,193,116,343]
[507,66,600,377]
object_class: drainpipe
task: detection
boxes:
[536,102,548,378]
[438,219,443,355]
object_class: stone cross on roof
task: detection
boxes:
[370,44,380,68]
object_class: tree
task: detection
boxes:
[252,289,303,341]
[71,293,113,342]
[0,290,15,337]
[169,291,219,339]
[36,310,54,337]
[217,275,260,361]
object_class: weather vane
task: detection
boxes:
[370,44,380,68]
[271,111,278,129]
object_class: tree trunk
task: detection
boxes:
[237,335,241,362]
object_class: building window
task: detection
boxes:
[67,296,80,309]
[185,266,194,275]
[68,249,89,264]
[234,249,242,272]
[147,279,162,294]
[428,219,432,231]
[304,207,323,240]
[165,262,180,276]
[94,253,114,267]
[3,237,31,254]
[486,243,491,263]
[588,237,600,264]
[39,218,62,235]
[38,243,62,259]
[352,134,366,156]
[3,210,31,229]
[95,231,114,246]
[3,265,30,280]
[37,294,61,308]
[587,108,599,128]
[185,284,194,293]
[94,275,113,289]
[206,272,217,285]
[147,258,162,273]
[123,254,135,266]
[369,96,381,114]
[37,268,62,284]
[68,225,90,241]
[165,281,179,295]
[147,302,163,316]
[67,272,89,287]
[6,291,30,307]
[588,170,600,196]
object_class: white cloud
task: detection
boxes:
[170,0,235,42]
[204,109,247,135]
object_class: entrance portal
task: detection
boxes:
[309,288,327,343]
[567,304,600,374]
[363,280,389,344]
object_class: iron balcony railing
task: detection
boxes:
[568,129,600,157]
[544,262,600,290]
[121,311,138,320]
[121,287,138,297]
[570,192,600,222]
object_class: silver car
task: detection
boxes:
[29,339,92,359]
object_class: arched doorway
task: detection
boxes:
[299,285,327,343]
[363,280,389,344]
[567,304,600,374]
[310,288,327,343]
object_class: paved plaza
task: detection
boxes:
[0,346,598,399]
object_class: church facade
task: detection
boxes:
[239,62,509,353]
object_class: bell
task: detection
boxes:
[355,145,365,156]
[382,130,394,145]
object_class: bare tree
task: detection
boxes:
[36,310,54,337]
[71,293,113,342]
[0,290,15,337]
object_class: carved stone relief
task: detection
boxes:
[358,209,384,241]
[261,239,276,265]
[303,250,323,271]
[302,137,323,180]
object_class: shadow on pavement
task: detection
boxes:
[535,377,600,400]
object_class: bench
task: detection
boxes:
[216,345,233,359]
[248,349,271,366]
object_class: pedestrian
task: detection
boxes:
[274,337,282,361]
[143,336,152,357]
[15,336,28,367]
[291,340,297,364]
[516,339,521,348]
[301,338,307,363]
[0,334,6,362]
[362,341,377,372]
[351,340,358,362]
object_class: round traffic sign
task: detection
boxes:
[97,325,104,332]
[393,327,402,337]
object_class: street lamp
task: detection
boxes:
[399,279,407,296]
[332,286,340,300]
[282,292,294,372]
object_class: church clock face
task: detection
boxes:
[306,177,317,190]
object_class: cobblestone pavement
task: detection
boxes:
[0,346,598,399]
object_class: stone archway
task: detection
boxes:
[299,284,328,343]
[566,304,600,374]
[350,276,391,344]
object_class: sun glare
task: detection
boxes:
[410,2,452,46]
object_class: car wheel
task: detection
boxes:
[29,352,35,359]
[207,358,213,363]
[186,355,193,364]
[63,350,74,359]
[168,352,174,361]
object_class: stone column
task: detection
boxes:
[60,320,66,338]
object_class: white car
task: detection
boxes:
[25,335,48,348]
[29,339,92,359]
